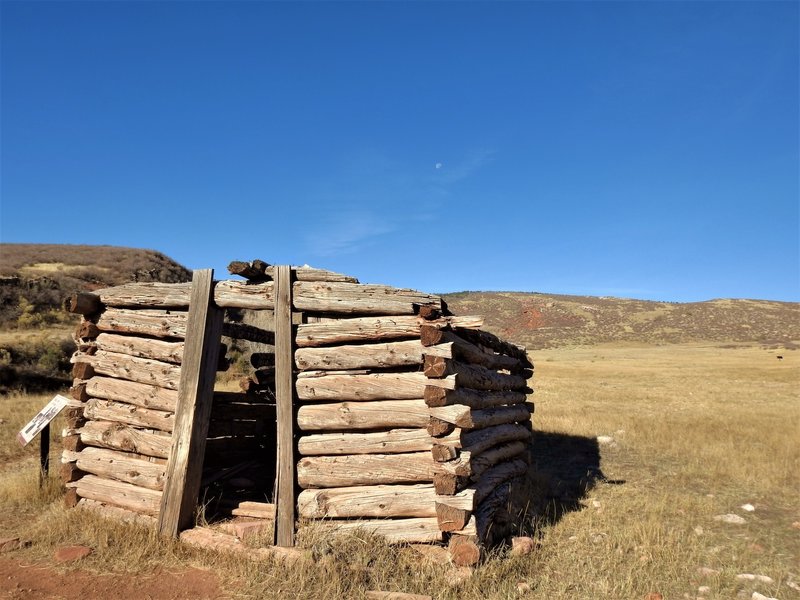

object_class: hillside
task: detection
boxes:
[443,291,800,350]
[0,244,191,392]
[0,243,191,328]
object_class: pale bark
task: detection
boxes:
[298,428,460,456]
[295,315,484,348]
[318,517,442,544]
[295,339,424,371]
[297,372,453,401]
[78,420,172,459]
[74,350,181,390]
[86,376,178,412]
[75,446,166,490]
[84,398,175,432]
[423,386,527,409]
[72,474,162,515]
[297,399,429,431]
[95,308,188,339]
[429,402,533,429]
[424,357,529,391]
[297,452,443,488]
[95,333,184,364]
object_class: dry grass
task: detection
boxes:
[1,343,798,599]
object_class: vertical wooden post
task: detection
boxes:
[274,265,296,547]
[39,423,50,486]
[158,269,224,538]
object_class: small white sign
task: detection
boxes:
[17,394,70,447]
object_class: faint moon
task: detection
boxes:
[435,163,443,169]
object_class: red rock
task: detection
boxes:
[217,520,271,540]
[0,537,20,552]
[54,545,92,562]
[448,537,480,567]
[510,536,537,556]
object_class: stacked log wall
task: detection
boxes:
[63,262,534,560]
[62,294,186,516]
[291,295,533,554]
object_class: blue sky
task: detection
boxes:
[1,1,797,302]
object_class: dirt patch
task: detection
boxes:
[0,557,226,599]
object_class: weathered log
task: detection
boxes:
[423,357,529,391]
[297,453,443,488]
[85,376,178,412]
[64,406,87,428]
[433,472,466,496]
[473,482,513,546]
[60,462,85,483]
[62,434,84,452]
[72,362,95,380]
[95,282,193,308]
[440,441,528,479]
[76,319,100,340]
[95,308,188,339]
[420,328,523,372]
[95,333,184,364]
[84,399,174,432]
[436,502,471,532]
[429,403,533,429]
[64,488,79,508]
[454,328,532,367]
[432,423,531,461]
[71,474,162,515]
[64,292,102,315]
[78,420,172,458]
[228,260,268,281]
[75,446,166,490]
[474,458,528,504]
[95,280,440,314]
[77,498,157,526]
[297,400,429,431]
[427,417,457,437]
[75,350,181,390]
[298,484,474,519]
[230,260,359,284]
[423,386,527,409]
[273,265,358,283]
[298,428,460,456]
[294,315,484,348]
[319,517,442,544]
[295,339,424,371]
[230,501,276,520]
[296,372,451,401]
[293,281,441,315]
[70,382,89,402]
[448,533,481,566]
[298,484,438,518]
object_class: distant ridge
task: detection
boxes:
[443,291,800,350]
[0,243,191,328]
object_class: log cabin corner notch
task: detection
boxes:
[62,260,534,564]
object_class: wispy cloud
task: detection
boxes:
[305,212,395,257]
[302,147,498,258]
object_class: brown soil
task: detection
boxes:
[0,557,225,600]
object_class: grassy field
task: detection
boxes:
[1,343,798,599]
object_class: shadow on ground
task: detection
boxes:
[511,430,625,535]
